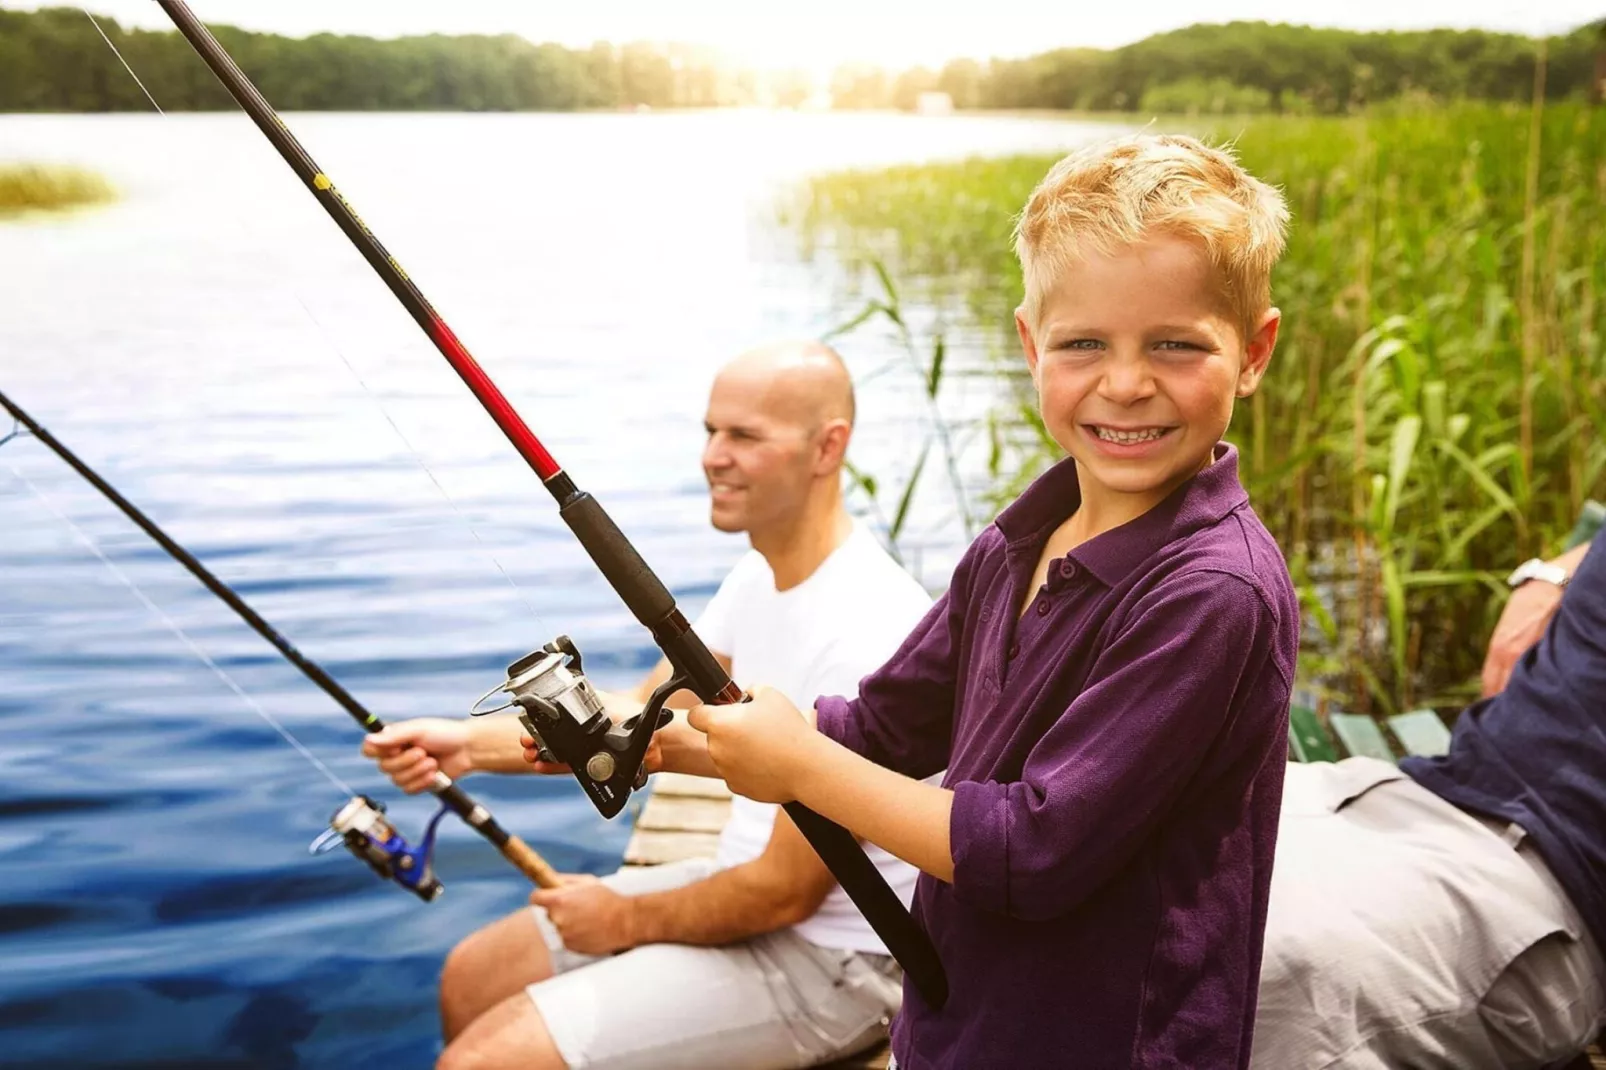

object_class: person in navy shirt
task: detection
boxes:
[1253,532,1605,1068]
[686,134,1300,1069]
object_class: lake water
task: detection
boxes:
[0,109,1117,1068]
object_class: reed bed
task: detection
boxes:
[0,163,115,215]
[791,102,1606,712]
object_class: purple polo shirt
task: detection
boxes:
[817,444,1298,1070]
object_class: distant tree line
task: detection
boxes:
[0,7,753,111]
[902,21,1605,114]
[0,7,1600,114]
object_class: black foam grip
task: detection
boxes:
[558,492,676,627]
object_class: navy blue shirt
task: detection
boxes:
[1403,540,1606,950]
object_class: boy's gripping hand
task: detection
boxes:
[687,685,818,803]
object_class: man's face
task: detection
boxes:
[701,368,817,536]
[1018,234,1277,510]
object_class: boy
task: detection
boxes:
[685,134,1300,1069]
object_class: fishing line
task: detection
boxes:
[1,457,357,799]
[79,5,549,631]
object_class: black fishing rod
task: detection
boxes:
[152,0,947,1007]
[0,389,561,895]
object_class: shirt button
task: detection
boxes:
[1008,642,1020,659]
[1060,560,1077,579]
[1036,600,1050,617]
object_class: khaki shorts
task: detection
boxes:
[1254,758,1606,1069]
[526,858,902,1070]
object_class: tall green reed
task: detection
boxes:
[789,101,1606,712]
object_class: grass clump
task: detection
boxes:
[0,163,116,215]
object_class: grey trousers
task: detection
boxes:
[1253,758,1606,1069]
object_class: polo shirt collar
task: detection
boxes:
[994,442,1250,588]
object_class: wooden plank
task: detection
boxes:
[1288,702,1338,763]
[636,793,731,833]
[622,828,723,867]
[1330,712,1397,761]
[650,771,732,799]
[1388,710,1452,757]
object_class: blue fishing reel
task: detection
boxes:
[311,795,447,901]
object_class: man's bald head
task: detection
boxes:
[717,340,855,433]
[701,340,857,539]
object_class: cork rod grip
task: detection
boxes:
[501,835,563,889]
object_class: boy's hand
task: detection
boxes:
[529,875,638,956]
[686,686,817,803]
[361,717,472,792]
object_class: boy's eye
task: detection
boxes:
[1156,340,1204,352]
[1053,338,1103,351]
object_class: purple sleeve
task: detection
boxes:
[949,569,1284,921]
[815,549,975,780]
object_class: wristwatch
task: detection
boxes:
[1506,557,1571,589]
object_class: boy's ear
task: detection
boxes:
[1015,307,1041,385]
[1236,308,1281,398]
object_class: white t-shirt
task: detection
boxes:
[693,520,935,953]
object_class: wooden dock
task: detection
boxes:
[623,772,891,1069]
[626,774,1605,1070]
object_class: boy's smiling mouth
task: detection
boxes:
[1085,424,1175,446]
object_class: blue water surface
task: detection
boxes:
[0,109,1114,1068]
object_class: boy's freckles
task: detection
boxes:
[1021,235,1254,511]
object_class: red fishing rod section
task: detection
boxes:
[153,0,948,1008]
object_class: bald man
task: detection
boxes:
[364,342,934,1070]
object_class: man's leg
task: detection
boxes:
[441,859,721,1040]
[1254,759,1590,1069]
[438,990,568,1070]
[438,932,898,1070]
[441,908,555,1040]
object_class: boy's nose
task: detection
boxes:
[1096,361,1156,403]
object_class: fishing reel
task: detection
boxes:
[310,795,447,902]
[471,635,673,819]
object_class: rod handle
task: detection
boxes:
[501,835,563,889]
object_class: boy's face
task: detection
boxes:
[1016,234,1278,513]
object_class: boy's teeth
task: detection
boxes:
[1094,426,1166,444]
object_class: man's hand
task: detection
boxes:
[529,875,638,956]
[361,718,472,793]
[1481,543,1590,697]
[687,686,819,803]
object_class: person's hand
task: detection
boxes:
[361,717,472,792]
[529,875,638,956]
[1481,578,1566,697]
[686,686,816,804]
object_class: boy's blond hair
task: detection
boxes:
[1014,134,1289,336]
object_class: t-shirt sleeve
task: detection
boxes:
[691,551,759,658]
[948,568,1286,921]
[814,545,976,781]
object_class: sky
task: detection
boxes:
[11,1,1599,71]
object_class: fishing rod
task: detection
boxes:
[151,0,947,1007]
[0,390,561,898]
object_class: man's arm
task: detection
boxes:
[1482,539,1593,697]
[363,712,531,792]
[629,811,837,945]
[531,810,839,955]
[622,653,731,709]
